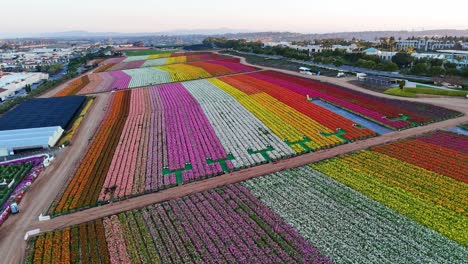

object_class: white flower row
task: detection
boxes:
[183,79,294,168]
[142,58,169,67]
[123,55,149,62]
[124,68,172,88]
[242,166,468,263]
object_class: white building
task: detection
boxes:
[436,50,468,67]
[0,126,64,156]
[0,72,49,101]
[362,48,397,61]
[263,42,358,55]
[396,39,464,51]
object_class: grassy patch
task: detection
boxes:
[385,87,468,97]
[384,88,417,97]
[124,49,179,56]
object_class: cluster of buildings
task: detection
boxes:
[263,40,468,68]
[263,41,359,54]
[0,47,76,71]
[395,39,468,51]
[0,71,49,101]
[362,48,468,68]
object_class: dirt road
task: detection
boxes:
[0,93,110,264]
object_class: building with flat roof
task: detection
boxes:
[0,126,63,156]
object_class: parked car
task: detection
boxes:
[10,202,19,214]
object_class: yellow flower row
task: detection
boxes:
[58,98,95,145]
[147,53,173,59]
[165,56,187,64]
[311,150,468,246]
[157,64,212,82]
[209,78,342,152]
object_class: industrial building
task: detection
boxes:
[0,127,64,156]
[0,96,86,156]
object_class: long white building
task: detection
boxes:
[395,39,464,51]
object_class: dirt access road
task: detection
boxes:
[0,92,110,264]
[1,52,468,263]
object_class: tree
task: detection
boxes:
[25,84,31,93]
[398,80,406,90]
[381,61,399,72]
[429,66,446,76]
[392,52,414,68]
[411,63,429,75]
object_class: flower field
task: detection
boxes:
[311,131,468,246]
[243,166,467,263]
[75,58,257,94]
[28,142,467,263]
[54,76,90,97]
[103,53,230,71]
[0,156,45,227]
[50,91,131,214]
[29,185,329,264]
[49,68,464,215]
[247,71,461,128]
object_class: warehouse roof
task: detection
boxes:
[0,96,86,131]
[0,126,64,151]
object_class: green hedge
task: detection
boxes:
[385,87,468,97]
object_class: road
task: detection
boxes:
[1,52,467,264]
[233,50,435,82]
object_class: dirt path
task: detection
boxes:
[0,93,110,264]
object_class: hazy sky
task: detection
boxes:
[3,0,467,34]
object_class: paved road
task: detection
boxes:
[234,51,434,82]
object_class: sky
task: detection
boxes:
[2,0,467,35]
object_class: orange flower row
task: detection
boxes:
[52,91,131,214]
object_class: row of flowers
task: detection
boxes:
[0,156,45,227]
[311,149,467,246]
[51,91,131,215]
[417,131,467,154]
[255,70,460,127]
[55,75,90,97]
[31,184,328,263]
[372,136,467,183]
[76,58,257,94]
[28,221,109,264]
[221,74,377,140]
[243,166,468,263]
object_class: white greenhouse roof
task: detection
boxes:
[0,126,64,152]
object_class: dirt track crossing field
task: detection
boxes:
[0,53,467,264]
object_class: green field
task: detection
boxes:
[0,162,33,207]
[385,87,468,97]
[124,49,179,56]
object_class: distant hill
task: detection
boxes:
[0,29,467,41]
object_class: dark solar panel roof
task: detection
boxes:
[0,96,86,131]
